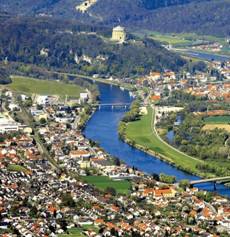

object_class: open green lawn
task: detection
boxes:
[8,76,84,98]
[125,107,204,175]
[7,164,30,174]
[149,31,227,46]
[58,228,84,237]
[58,225,98,237]
[204,116,230,124]
[81,176,131,194]
[150,33,191,45]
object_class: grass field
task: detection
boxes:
[81,176,131,195]
[204,116,230,124]
[8,76,83,98]
[150,33,191,45]
[149,32,227,46]
[7,164,30,174]
[125,107,204,175]
[58,228,84,237]
[58,225,98,237]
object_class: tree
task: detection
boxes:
[40,118,47,125]
[196,191,213,203]
[179,179,190,190]
[159,173,176,184]
[114,157,121,166]
[0,67,12,85]
[0,136,5,143]
[61,193,75,207]
[187,216,196,225]
[152,173,160,181]
[105,187,117,196]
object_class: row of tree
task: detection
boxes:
[0,67,11,84]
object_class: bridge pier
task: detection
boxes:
[214,182,217,191]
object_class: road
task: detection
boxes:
[151,105,203,163]
[19,106,58,170]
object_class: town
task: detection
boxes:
[1,0,230,236]
[137,60,230,102]
[0,79,229,237]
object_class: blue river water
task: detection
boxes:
[84,82,230,197]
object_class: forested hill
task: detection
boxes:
[0,0,229,37]
[140,0,206,10]
[0,0,205,13]
[0,16,185,77]
[90,0,230,37]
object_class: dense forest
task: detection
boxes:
[91,0,230,37]
[0,16,185,77]
[0,0,229,36]
[140,0,205,10]
[0,0,205,13]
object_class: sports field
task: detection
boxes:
[8,76,83,98]
[81,176,131,194]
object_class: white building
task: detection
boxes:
[36,95,49,105]
[112,26,126,43]
[80,93,89,103]
[8,103,20,112]
[0,114,25,133]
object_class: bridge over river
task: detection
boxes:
[190,176,230,190]
[92,103,131,109]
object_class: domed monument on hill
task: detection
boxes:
[112,26,126,43]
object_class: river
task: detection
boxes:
[83,82,230,197]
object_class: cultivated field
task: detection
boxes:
[8,76,84,98]
[202,124,230,132]
[204,116,230,124]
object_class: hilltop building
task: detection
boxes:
[112,26,126,43]
[76,0,97,13]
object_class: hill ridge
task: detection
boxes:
[0,0,229,36]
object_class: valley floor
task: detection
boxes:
[8,76,84,99]
[124,107,218,178]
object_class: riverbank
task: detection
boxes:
[47,70,135,92]
[120,106,219,179]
